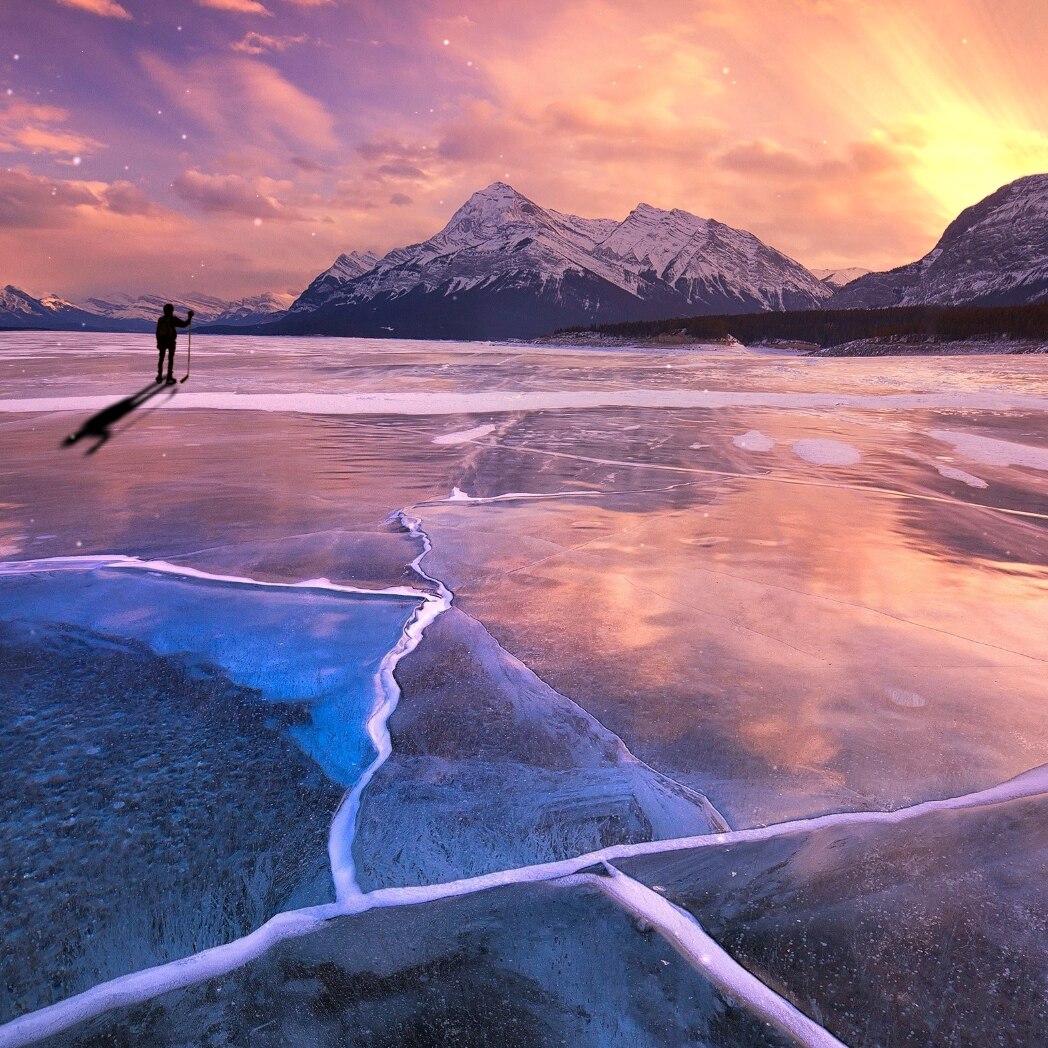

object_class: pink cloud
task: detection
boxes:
[0,100,105,158]
[102,181,160,216]
[140,54,337,153]
[173,169,309,220]
[0,168,160,228]
[377,159,428,181]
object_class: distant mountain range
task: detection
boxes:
[812,267,870,289]
[0,287,293,332]
[4,174,1048,338]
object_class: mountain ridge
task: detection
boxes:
[269,181,832,339]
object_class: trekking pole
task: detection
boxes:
[180,323,192,383]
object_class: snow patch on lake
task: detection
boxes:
[432,424,496,445]
[792,439,862,466]
[886,687,927,708]
[733,430,775,452]
[936,465,988,489]
[928,429,1048,471]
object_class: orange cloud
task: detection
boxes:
[55,0,132,19]
[195,0,271,14]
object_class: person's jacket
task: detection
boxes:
[156,314,191,346]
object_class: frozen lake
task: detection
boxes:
[0,332,1046,1046]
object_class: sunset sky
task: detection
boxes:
[3,0,1048,301]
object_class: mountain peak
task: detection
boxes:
[472,180,525,200]
[443,182,546,239]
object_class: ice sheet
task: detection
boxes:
[1,331,1046,1047]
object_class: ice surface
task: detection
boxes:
[354,607,722,890]
[928,427,1048,470]
[30,882,797,1048]
[415,409,1048,826]
[0,563,420,786]
[0,619,342,1021]
[432,423,497,444]
[618,786,1048,1047]
[1,331,1046,1045]
[0,557,419,1021]
[733,430,776,451]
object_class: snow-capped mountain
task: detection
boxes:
[85,291,294,327]
[0,285,101,329]
[812,267,870,289]
[289,251,380,314]
[210,292,295,325]
[271,182,832,339]
[0,286,295,332]
[830,174,1048,308]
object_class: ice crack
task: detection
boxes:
[327,510,455,902]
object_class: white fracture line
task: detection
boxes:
[562,865,848,1048]
[327,511,454,902]
[3,761,1044,1048]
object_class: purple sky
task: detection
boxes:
[3,0,1048,301]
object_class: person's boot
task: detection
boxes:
[166,374,176,384]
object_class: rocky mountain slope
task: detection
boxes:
[288,252,380,315]
[830,174,1048,308]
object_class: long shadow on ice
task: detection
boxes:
[353,607,724,891]
[61,381,173,455]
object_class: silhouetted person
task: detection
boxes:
[156,303,193,383]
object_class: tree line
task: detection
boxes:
[560,303,1048,347]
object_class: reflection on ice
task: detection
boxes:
[0,333,1046,1045]
[418,407,1048,827]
